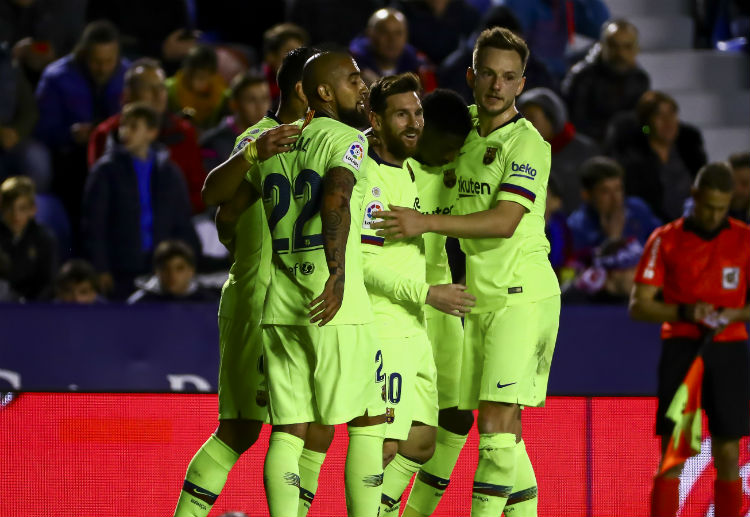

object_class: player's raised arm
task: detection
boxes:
[308,166,355,326]
[201,124,301,206]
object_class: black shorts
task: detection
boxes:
[656,337,750,439]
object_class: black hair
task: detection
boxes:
[422,89,472,139]
[73,20,119,61]
[729,151,750,171]
[153,240,196,270]
[369,73,422,114]
[121,101,160,129]
[230,71,268,100]
[694,162,734,193]
[579,156,624,191]
[276,46,318,98]
[263,23,309,56]
[56,260,99,294]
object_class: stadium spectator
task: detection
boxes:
[166,45,228,131]
[350,8,436,89]
[285,0,383,49]
[438,5,558,103]
[564,236,642,304]
[393,0,480,66]
[34,19,128,230]
[545,176,575,282]
[82,102,200,300]
[494,0,610,79]
[128,240,217,303]
[199,72,271,173]
[518,87,599,213]
[728,151,750,223]
[0,42,51,192]
[0,175,56,300]
[54,258,101,303]
[630,162,750,517]
[88,58,208,213]
[567,156,660,263]
[605,90,707,222]
[261,23,308,108]
[562,19,650,141]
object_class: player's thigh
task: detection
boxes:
[312,323,385,425]
[426,313,464,410]
[380,334,418,441]
[218,316,268,422]
[411,330,439,429]
[703,340,750,438]
[263,324,315,425]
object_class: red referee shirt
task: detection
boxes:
[634,217,750,341]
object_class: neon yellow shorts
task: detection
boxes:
[262,323,386,426]
[379,330,439,440]
[425,310,464,409]
[459,295,560,409]
[217,316,268,422]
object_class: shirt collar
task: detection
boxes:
[683,216,730,241]
[368,148,402,169]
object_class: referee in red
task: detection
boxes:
[630,162,750,517]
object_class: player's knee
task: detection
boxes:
[438,407,474,436]
[383,439,398,467]
[477,401,517,434]
[305,424,335,453]
[215,419,262,454]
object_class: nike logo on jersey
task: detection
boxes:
[496,382,517,389]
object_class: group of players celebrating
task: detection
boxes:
[174,26,560,517]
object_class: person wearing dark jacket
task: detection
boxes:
[127,240,217,303]
[82,102,200,300]
[605,90,708,222]
[562,19,650,141]
[0,175,56,300]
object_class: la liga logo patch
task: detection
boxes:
[343,142,364,170]
[363,200,384,229]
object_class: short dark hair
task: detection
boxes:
[121,102,160,129]
[580,156,624,191]
[636,90,678,126]
[74,20,119,61]
[369,73,422,114]
[729,151,750,171]
[263,23,308,56]
[230,71,268,100]
[124,57,163,91]
[56,259,99,294]
[277,46,318,98]
[473,27,529,71]
[183,45,218,73]
[0,176,35,208]
[421,89,472,139]
[694,162,734,193]
[601,18,639,40]
[154,240,196,270]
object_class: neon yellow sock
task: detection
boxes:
[264,432,304,517]
[297,448,326,517]
[345,423,386,517]
[380,453,422,515]
[471,433,517,517]
[404,428,467,516]
[174,434,240,517]
[504,440,538,517]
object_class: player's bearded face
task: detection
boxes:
[378,91,424,160]
[335,66,370,129]
[471,48,525,118]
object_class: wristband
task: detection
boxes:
[242,140,258,164]
[677,304,690,322]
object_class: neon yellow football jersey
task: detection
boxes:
[216,115,277,319]
[454,110,560,312]
[249,116,373,325]
[360,152,428,338]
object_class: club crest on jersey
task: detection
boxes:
[363,200,384,229]
[723,267,740,289]
[343,142,364,170]
[443,168,457,188]
[483,147,498,165]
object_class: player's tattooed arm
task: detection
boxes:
[309,167,355,326]
[215,180,258,255]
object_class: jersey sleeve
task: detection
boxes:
[634,227,666,287]
[495,132,551,211]
[325,127,369,181]
[361,246,430,306]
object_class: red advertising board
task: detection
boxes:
[1,393,746,516]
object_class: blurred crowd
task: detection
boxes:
[0,0,747,305]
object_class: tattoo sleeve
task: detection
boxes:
[321,167,355,288]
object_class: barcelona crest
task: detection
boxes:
[443,168,457,188]
[483,147,498,165]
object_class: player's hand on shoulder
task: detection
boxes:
[308,273,345,327]
[256,124,301,161]
[372,205,428,239]
[426,283,476,317]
